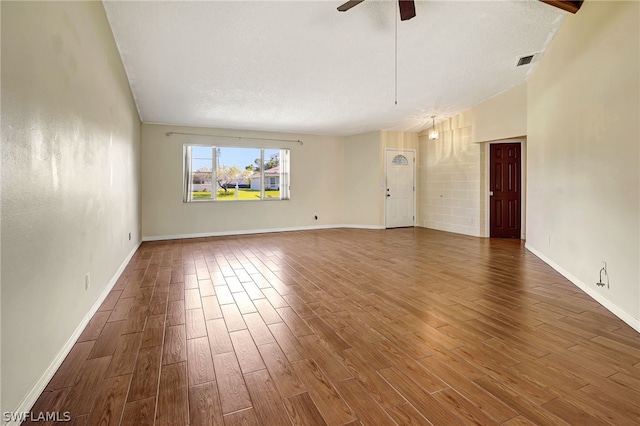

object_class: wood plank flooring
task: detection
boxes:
[29,228,640,425]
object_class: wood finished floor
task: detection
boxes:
[28,228,640,425]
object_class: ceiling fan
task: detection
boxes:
[338,0,416,21]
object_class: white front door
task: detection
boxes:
[385,149,415,228]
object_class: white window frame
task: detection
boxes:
[183,144,290,202]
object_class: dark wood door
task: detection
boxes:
[490,143,521,238]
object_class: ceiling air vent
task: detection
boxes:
[517,55,534,67]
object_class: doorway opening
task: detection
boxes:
[489,143,522,238]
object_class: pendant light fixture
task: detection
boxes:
[429,115,439,140]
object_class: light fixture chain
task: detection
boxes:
[394,2,398,106]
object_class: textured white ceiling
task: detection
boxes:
[103,0,566,136]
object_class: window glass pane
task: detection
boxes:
[263,148,281,199]
[280,149,290,200]
[184,145,290,202]
[392,155,409,165]
[191,146,213,200]
[216,147,261,201]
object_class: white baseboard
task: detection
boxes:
[338,224,387,230]
[142,224,386,241]
[5,241,142,426]
[525,243,640,333]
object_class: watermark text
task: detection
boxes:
[3,411,71,423]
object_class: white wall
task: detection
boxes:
[141,124,345,239]
[526,0,639,327]
[1,1,141,415]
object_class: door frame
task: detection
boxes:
[483,139,526,239]
[384,148,417,229]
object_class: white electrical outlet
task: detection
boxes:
[85,273,91,290]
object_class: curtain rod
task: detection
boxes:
[165,131,303,145]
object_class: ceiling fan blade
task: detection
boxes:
[398,0,416,21]
[337,0,365,12]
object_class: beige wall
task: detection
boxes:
[142,127,420,237]
[417,112,484,236]
[472,83,527,143]
[344,132,382,227]
[417,82,528,238]
[1,1,141,416]
[380,130,419,151]
[526,0,639,326]
[141,124,345,238]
